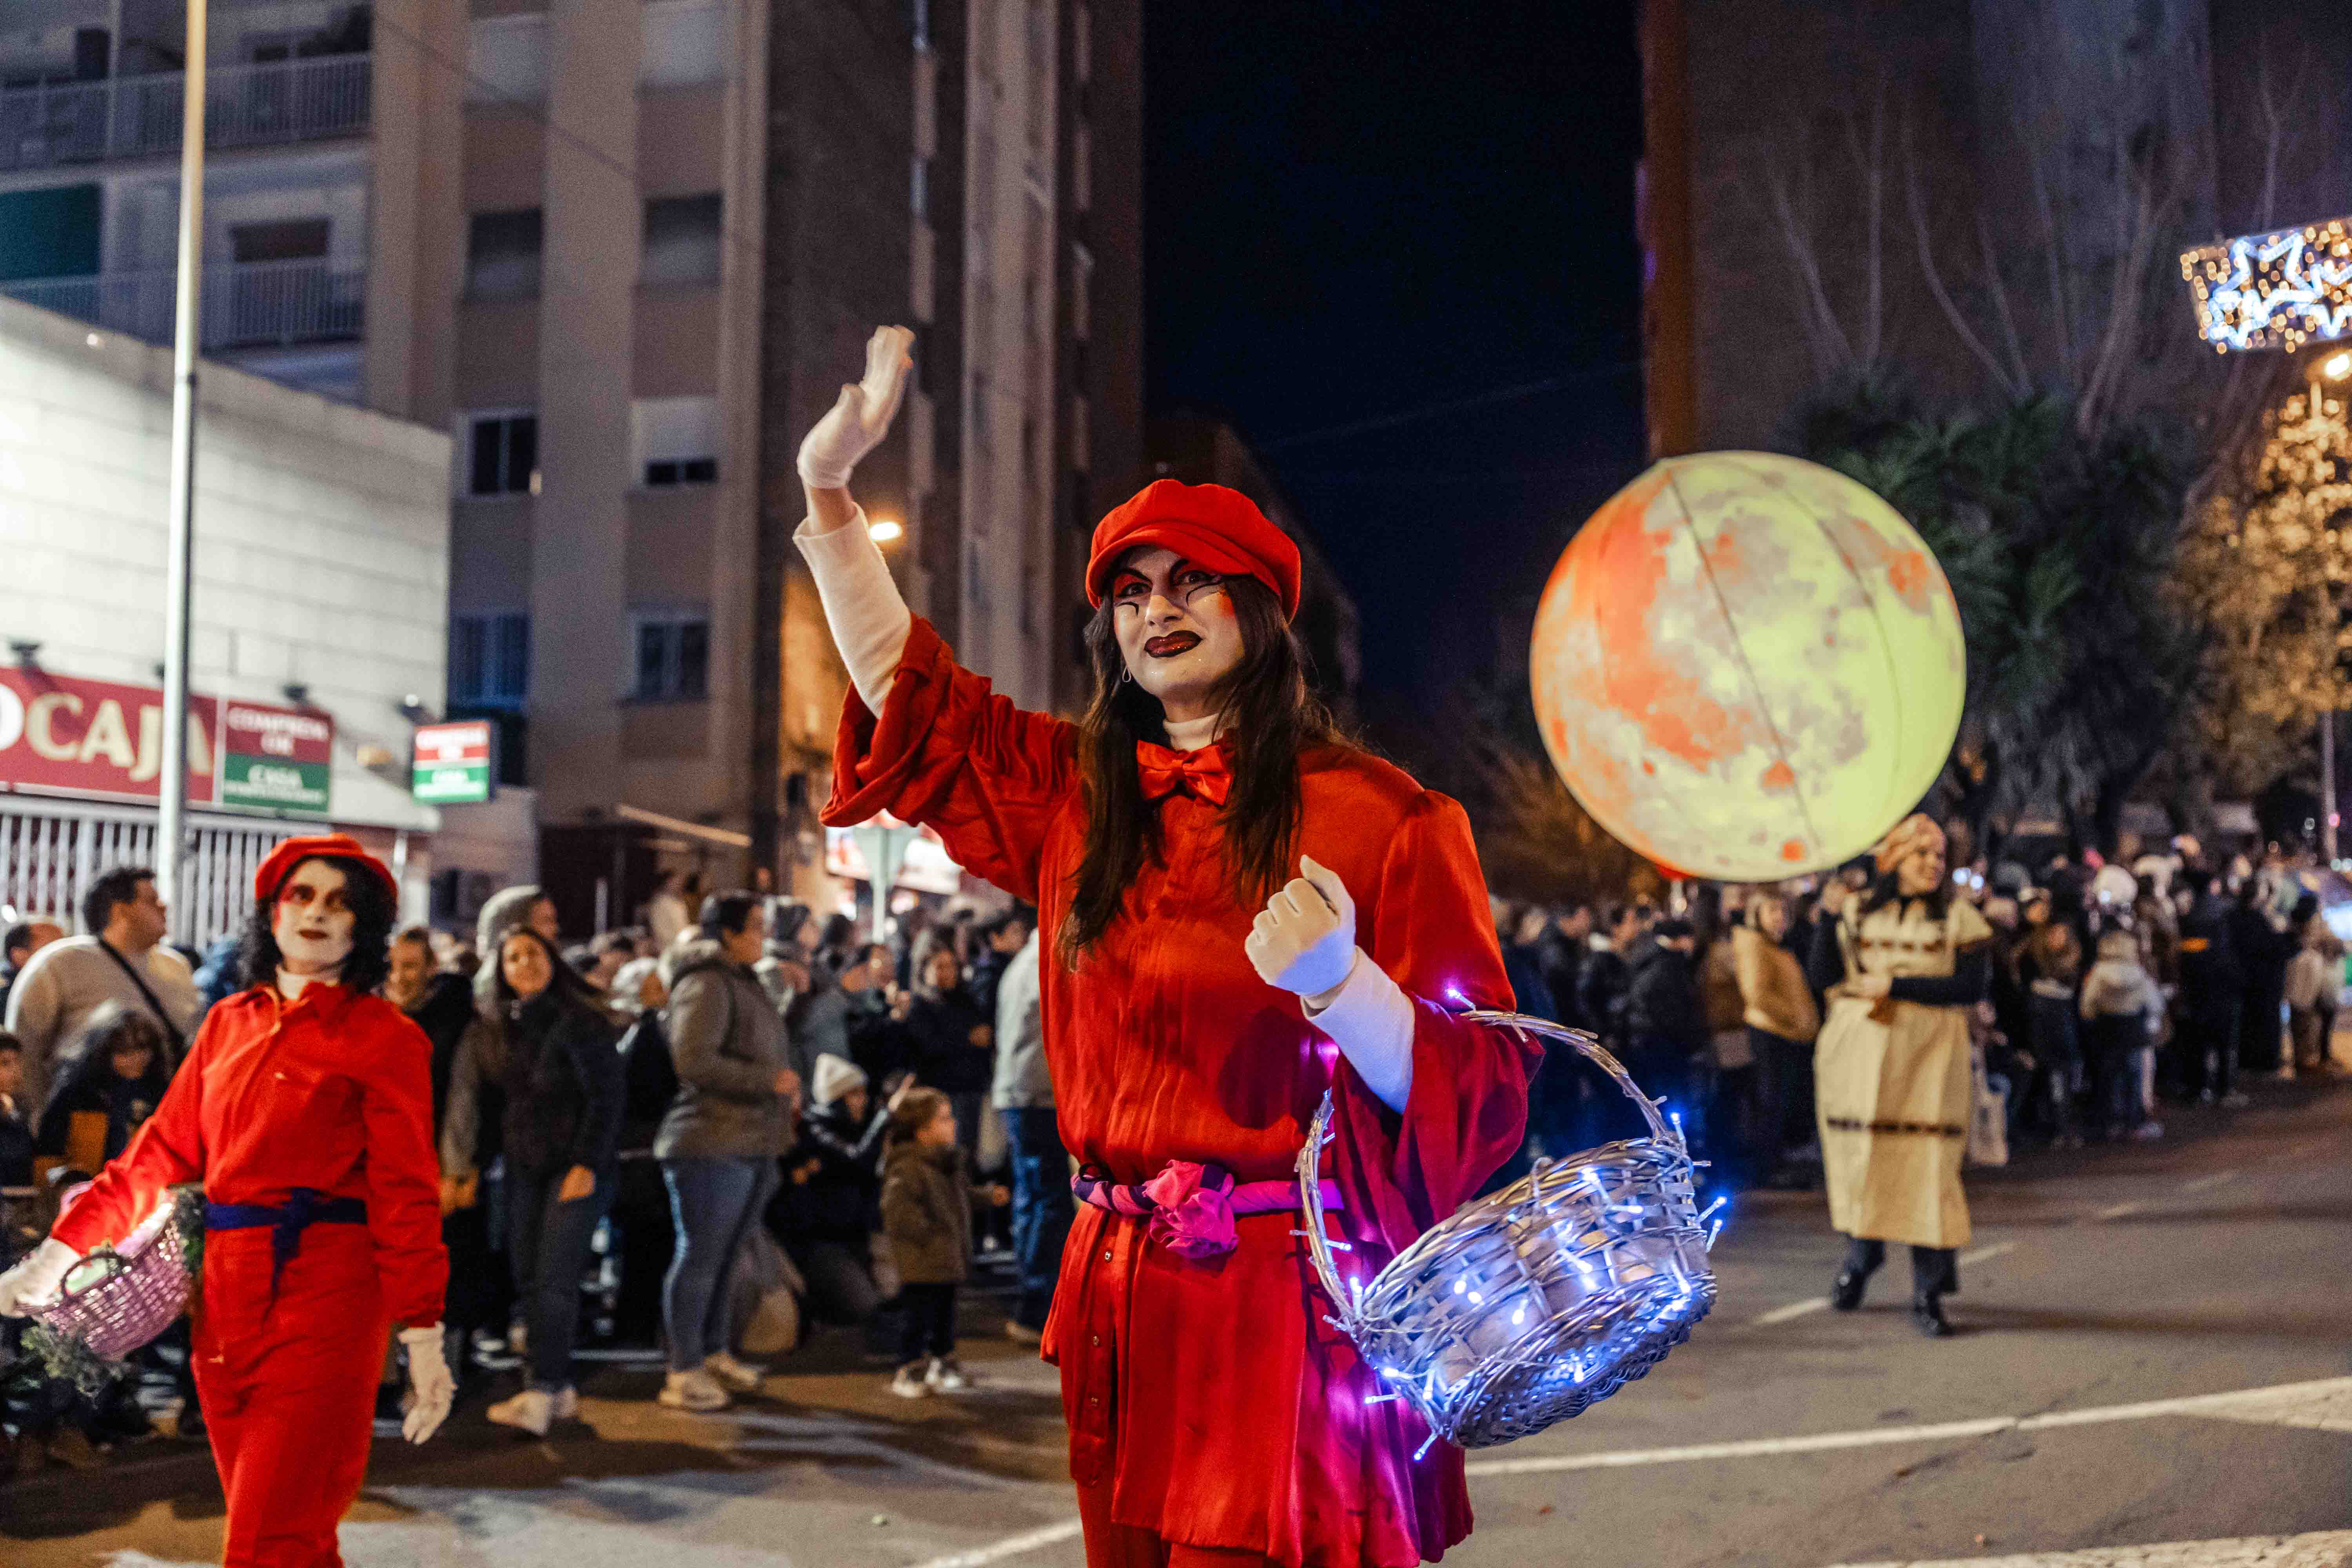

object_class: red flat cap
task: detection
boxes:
[1086,479,1301,621]
[253,833,399,907]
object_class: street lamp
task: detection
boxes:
[2316,352,2352,865]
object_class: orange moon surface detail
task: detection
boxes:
[1529,452,1965,882]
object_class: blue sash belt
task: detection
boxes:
[204,1186,368,1305]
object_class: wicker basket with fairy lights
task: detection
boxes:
[1295,1011,1718,1451]
[29,1192,196,1362]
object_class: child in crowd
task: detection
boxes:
[878,1087,1007,1399]
[36,1005,171,1174]
[2079,929,2164,1141]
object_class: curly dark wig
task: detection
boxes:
[237,855,397,994]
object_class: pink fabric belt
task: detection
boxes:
[1073,1159,1343,1260]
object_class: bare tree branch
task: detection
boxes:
[1906,122,2027,401]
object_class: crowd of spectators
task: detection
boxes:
[1492,838,2345,1196]
[0,834,2340,1468]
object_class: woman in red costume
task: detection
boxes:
[0,834,452,1568]
[795,330,1538,1567]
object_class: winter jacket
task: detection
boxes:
[1626,940,1705,1047]
[617,1010,678,1154]
[2080,932,2163,1022]
[786,1095,889,1241]
[880,1138,984,1284]
[990,933,1051,1109]
[1577,943,1633,1045]
[1533,930,1586,1031]
[2177,895,2244,1020]
[1698,938,1744,1036]
[657,936,797,1161]
[1731,926,1818,1042]
[904,987,995,1094]
[440,987,622,1180]
[1500,944,1557,1021]
[399,972,477,1136]
[499,991,623,1177]
[785,964,851,1067]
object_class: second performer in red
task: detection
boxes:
[0,835,452,1568]
[795,329,1539,1567]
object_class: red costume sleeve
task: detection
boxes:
[357,1001,449,1328]
[51,1010,213,1253]
[820,616,1076,902]
[1325,790,1539,1250]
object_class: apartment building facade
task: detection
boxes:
[0,0,1142,931]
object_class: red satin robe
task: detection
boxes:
[825,617,1536,1567]
[54,982,446,1568]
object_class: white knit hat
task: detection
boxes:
[810,1053,868,1106]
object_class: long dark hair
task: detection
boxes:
[237,855,396,994]
[488,926,603,1015]
[1058,574,1342,964]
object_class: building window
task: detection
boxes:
[465,209,543,301]
[229,218,329,263]
[641,194,723,286]
[463,410,539,497]
[641,0,723,88]
[466,14,550,104]
[632,396,719,487]
[633,615,709,701]
[451,612,530,708]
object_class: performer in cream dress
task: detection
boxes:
[1806,815,1991,1337]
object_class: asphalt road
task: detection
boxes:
[4,1069,2347,1568]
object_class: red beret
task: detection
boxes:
[1086,479,1302,621]
[253,833,399,907]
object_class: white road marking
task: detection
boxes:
[1750,1241,2015,1326]
[1754,1296,1831,1325]
[2181,1170,2241,1193]
[907,1518,1087,1567]
[1830,1529,2352,1568]
[1457,1376,2352,1477]
[2094,1202,2146,1221]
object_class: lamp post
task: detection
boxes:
[2318,352,2352,866]
[156,0,209,934]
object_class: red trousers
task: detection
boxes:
[193,1226,388,1567]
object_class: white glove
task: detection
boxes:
[0,1238,81,1317]
[797,325,915,490]
[399,1324,455,1444]
[1245,857,1360,1000]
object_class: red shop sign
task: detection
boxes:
[0,668,220,804]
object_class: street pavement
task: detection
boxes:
[3,1069,2346,1568]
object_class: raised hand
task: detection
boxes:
[797,325,916,491]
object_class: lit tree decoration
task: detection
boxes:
[2174,373,2352,794]
[2181,220,2352,354]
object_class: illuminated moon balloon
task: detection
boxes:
[1529,452,1965,882]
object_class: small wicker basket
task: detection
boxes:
[29,1198,193,1361]
[1295,1011,1716,1450]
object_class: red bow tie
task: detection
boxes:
[1136,742,1232,806]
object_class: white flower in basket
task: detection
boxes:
[31,1192,196,1362]
[1295,1011,1718,1452]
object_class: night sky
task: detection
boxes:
[1144,0,1648,720]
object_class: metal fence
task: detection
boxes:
[0,799,294,948]
[0,54,372,173]
[2,258,365,350]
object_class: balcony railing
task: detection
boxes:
[2,258,365,350]
[0,53,370,172]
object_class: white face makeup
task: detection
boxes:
[1109,546,1247,724]
[272,860,357,976]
